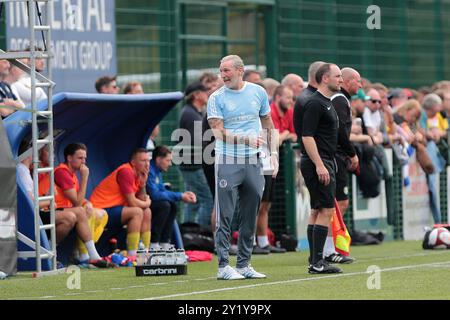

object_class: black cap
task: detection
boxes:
[184,80,208,96]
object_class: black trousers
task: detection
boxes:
[151,200,178,243]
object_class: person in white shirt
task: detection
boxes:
[363,88,384,145]
[11,54,47,107]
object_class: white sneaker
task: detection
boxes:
[217,265,245,280]
[236,265,266,279]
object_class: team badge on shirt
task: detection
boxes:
[225,101,237,112]
[219,179,228,188]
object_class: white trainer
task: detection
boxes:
[217,265,245,280]
[236,265,266,279]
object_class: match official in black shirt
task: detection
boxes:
[296,63,343,274]
[293,61,324,138]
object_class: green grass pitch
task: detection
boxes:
[1,240,450,300]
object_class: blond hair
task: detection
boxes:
[396,99,421,118]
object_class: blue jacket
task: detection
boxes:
[147,160,182,202]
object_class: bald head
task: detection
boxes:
[367,88,381,112]
[308,61,326,87]
[281,73,304,98]
[341,68,359,81]
[341,67,361,95]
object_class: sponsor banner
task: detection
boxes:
[135,265,188,277]
[6,0,116,93]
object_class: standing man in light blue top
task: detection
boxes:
[207,55,279,280]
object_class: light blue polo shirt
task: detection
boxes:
[207,81,270,157]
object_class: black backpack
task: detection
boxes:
[180,222,215,253]
[279,234,298,252]
[355,144,382,198]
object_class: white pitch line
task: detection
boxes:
[355,250,450,263]
[193,277,216,281]
[139,260,450,300]
[4,251,447,300]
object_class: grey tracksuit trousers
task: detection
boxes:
[214,155,265,268]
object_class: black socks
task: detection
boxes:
[307,224,314,263]
[312,224,328,264]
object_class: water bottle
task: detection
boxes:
[176,249,187,265]
[166,248,176,265]
[136,249,150,266]
[148,249,157,265]
[153,249,165,265]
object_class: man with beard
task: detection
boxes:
[281,73,304,99]
[0,59,25,118]
[255,85,297,253]
[54,143,110,267]
[297,63,343,274]
[293,61,325,138]
[208,55,278,280]
[90,148,152,263]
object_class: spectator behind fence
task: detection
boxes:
[0,59,25,118]
[11,47,47,106]
[394,99,429,187]
[243,69,262,85]
[361,77,372,91]
[54,143,109,266]
[417,86,432,104]
[363,88,388,145]
[90,148,152,262]
[393,99,424,145]
[146,124,160,157]
[388,88,408,113]
[95,75,120,94]
[178,80,213,228]
[146,146,196,250]
[372,83,402,145]
[261,78,280,102]
[199,72,223,96]
[434,88,450,122]
[350,91,372,145]
[431,80,450,92]
[281,73,304,99]
[419,94,447,224]
[123,81,144,94]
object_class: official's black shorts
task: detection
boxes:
[335,154,350,201]
[261,175,276,202]
[300,156,336,209]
